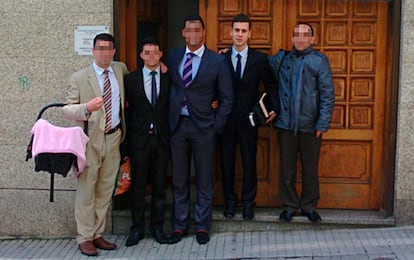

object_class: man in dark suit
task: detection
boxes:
[123,37,170,246]
[167,15,233,245]
[220,14,277,220]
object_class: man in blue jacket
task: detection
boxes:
[269,23,335,223]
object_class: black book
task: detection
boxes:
[249,92,271,127]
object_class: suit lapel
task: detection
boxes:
[192,48,210,84]
[242,49,255,81]
[173,49,185,86]
[131,70,147,107]
[158,72,169,103]
[87,65,102,98]
[112,62,125,110]
[224,48,238,81]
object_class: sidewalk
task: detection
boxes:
[1,226,414,259]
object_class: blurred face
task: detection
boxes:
[182,20,205,51]
[92,40,116,69]
[231,22,251,51]
[292,24,314,51]
[140,44,162,70]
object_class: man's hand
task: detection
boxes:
[265,111,276,123]
[211,99,219,110]
[316,130,325,138]
[160,61,168,73]
[218,48,229,54]
[86,97,103,112]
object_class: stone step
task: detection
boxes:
[111,207,396,235]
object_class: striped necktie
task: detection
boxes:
[103,70,112,133]
[182,52,195,87]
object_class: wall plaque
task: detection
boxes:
[74,26,109,55]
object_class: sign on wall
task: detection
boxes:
[74,26,109,55]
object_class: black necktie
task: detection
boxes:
[150,71,157,107]
[236,53,242,79]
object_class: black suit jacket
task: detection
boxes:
[167,47,233,133]
[224,48,278,120]
[124,67,171,149]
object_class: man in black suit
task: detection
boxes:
[167,15,233,245]
[124,37,170,246]
[220,14,277,220]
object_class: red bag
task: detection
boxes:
[113,157,131,196]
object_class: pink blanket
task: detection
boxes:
[31,119,89,178]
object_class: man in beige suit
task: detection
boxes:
[62,33,128,256]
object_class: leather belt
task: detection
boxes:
[105,124,120,135]
[148,127,158,135]
[180,115,191,120]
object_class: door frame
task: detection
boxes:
[381,0,401,217]
[112,0,401,216]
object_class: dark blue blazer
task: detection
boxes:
[167,47,233,133]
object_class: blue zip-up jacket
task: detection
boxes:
[269,46,335,134]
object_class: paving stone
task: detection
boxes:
[1,227,414,259]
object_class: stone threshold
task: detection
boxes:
[112,207,395,234]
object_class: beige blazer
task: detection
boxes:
[62,61,129,165]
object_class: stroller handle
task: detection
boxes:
[26,103,68,161]
[36,103,67,120]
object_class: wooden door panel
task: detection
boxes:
[314,183,371,208]
[219,0,243,15]
[203,0,388,210]
[318,141,372,181]
[247,0,272,16]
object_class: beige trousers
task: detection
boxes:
[75,129,121,244]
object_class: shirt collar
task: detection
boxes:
[93,62,114,75]
[232,45,249,58]
[142,65,161,75]
[185,44,205,58]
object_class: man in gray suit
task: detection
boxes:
[62,33,128,256]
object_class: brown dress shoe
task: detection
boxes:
[79,241,98,256]
[93,237,117,250]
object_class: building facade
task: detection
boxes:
[0,0,413,236]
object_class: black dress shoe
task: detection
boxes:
[223,204,236,218]
[196,230,210,245]
[151,229,169,244]
[302,211,322,222]
[242,207,254,220]
[125,231,144,247]
[279,210,296,222]
[168,230,186,244]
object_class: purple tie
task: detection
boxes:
[182,53,195,87]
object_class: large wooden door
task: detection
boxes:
[201,0,389,209]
